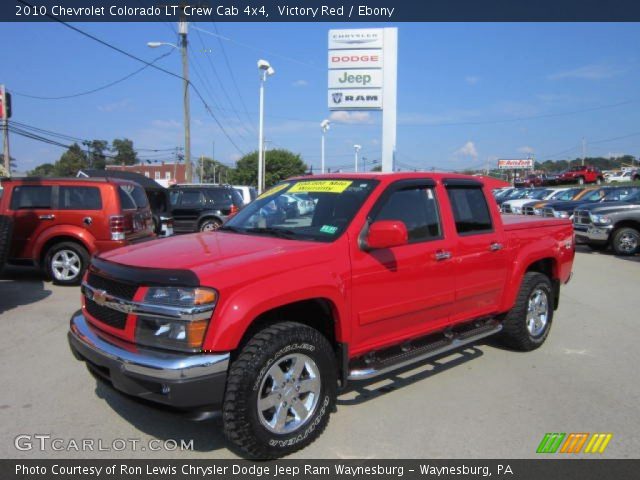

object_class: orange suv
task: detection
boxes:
[0,177,154,285]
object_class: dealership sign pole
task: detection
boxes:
[328,28,397,172]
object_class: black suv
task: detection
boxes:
[169,184,243,233]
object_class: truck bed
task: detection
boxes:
[501,213,571,231]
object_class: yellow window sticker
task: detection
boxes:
[258,183,290,199]
[288,180,353,194]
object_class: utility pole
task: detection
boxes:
[1,85,11,173]
[200,155,204,183]
[179,17,192,182]
[582,137,586,166]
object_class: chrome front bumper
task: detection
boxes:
[68,313,230,409]
[573,224,613,243]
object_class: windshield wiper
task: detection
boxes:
[218,225,244,233]
[243,227,299,239]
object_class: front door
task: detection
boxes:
[349,180,455,356]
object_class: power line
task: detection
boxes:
[16,0,246,156]
[210,23,256,130]
[11,51,173,100]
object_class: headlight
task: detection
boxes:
[553,210,570,218]
[135,287,217,352]
[590,214,612,225]
[534,208,543,215]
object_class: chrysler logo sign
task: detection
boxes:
[329,28,383,49]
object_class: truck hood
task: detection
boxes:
[577,202,640,214]
[98,231,332,282]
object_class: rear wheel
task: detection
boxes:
[500,272,554,351]
[612,227,639,256]
[223,322,336,459]
[199,218,221,232]
[44,241,89,285]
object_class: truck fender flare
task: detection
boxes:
[205,284,348,352]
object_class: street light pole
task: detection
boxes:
[320,119,330,174]
[257,60,274,194]
[354,144,361,173]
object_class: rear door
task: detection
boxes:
[7,184,54,259]
[444,180,509,323]
[55,185,104,241]
[349,179,456,354]
[171,189,204,232]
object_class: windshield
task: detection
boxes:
[507,189,531,199]
[530,189,553,199]
[222,178,379,242]
[605,187,640,201]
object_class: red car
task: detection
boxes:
[0,177,154,284]
[69,173,575,458]
[558,165,604,185]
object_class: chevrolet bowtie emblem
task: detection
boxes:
[92,289,109,306]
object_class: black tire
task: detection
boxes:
[199,218,221,232]
[223,322,337,459]
[587,243,608,252]
[500,272,554,351]
[611,227,640,256]
[0,215,13,273]
[596,177,603,185]
[44,241,89,286]
[577,177,585,185]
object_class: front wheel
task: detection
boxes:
[199,218,221,232]
[499,272,554,351]
[612,227,639,256]
[223,322,336,459]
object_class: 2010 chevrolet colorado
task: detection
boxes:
[68,173,575,458]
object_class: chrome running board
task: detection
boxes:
[348,319,502,381]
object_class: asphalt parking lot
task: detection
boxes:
[0,247,638,459]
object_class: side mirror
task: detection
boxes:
[364,220,408,250]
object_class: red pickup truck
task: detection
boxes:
[558,165,604,185]
[68,173,574,458]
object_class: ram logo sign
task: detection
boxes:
[536,433,613,454]
[328,89,382,109]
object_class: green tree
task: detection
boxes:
[53,143,88,177]
[111,138,137,166]
[197,156,235,184]
[87,140,108,169]
[232,149,307,188]
[27,163,56,177]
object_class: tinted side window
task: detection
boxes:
[59,186,102,210]
[180,190,203,207]
[447,187,493,235]
[118,186,136,210]
[10,186,52,209]
[374,186,442,243]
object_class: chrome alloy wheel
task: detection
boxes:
[257,353,321,435]
[526,288,549,337]
[617,232,639,254]
[51,249,81,281]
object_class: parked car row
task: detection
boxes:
[494,185,640,255]
[0,174,260,284]
[514,166,607,188]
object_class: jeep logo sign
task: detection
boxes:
[329,69,383,89]
[328,89,383,110]
[328,49,383,69]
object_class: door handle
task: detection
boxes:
[489,242,503,251]
[39,214,55,220]
[434,250,452,261]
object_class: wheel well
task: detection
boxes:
[240,299,338,349]
[525,258,559,310]
[613,220,640,234]
[39,236,88,265]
